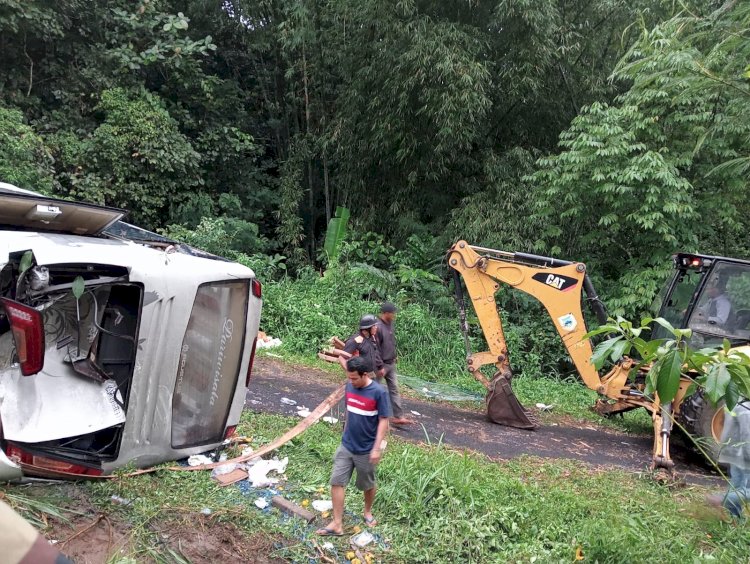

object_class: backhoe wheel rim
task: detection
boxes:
[711,409,725,443]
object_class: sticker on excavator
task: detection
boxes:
[532,272,578,291]
[557,313,577,332]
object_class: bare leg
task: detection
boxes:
[363,487,376,523]
[319,485,345,534]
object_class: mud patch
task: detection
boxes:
[49,512,134,564]
[153,514,285,563]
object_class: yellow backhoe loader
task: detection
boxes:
[448,241,750,471]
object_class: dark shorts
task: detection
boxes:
[330,445,376,491]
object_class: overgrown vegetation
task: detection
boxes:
[6,412,744,563]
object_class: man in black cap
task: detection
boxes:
[375,302,413,425]
[341,314,384,378]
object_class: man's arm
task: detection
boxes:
[369,417,389,464]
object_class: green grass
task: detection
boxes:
[4,411,747,563]
[241,412,748,563]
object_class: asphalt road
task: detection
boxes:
[246,358,721,486]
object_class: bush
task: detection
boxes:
[0,106,55,192]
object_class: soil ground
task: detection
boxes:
[41,484,284,563]
[248,357,722,486]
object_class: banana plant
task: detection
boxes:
[322,206,350,266]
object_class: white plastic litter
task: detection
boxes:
[280,397,297,406]
[312,499,333,512]
[241,446,255,457]
[211,463,240,478]
[351,530,375,547]
[535,403,554,412]
[257,338,282,349]
[322,542,334,551]
[322,416,339,424]
[187,454,214,466]
[410,410,421,416]
[248,457,289,488]
[296,408,311,418]
[254,498,269,509]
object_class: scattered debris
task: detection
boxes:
[297,407,312,418]
[210,463,240,479]
[200,507,212,516]
[399,374,484,402]
[271,495,315,522]
[322,542,334,551]
[257,331,283,349]
[187,454,214,466]
[247,457,289,488]
[322,416,339,424]
[254,498,269,509]
[280,397,297,406]
[110,495,131,506]
[535,403,554,412]
[351,530,375,547]
[410,410,421,416]
[312,500,333,512]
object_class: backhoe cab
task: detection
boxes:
[448,241,750,472]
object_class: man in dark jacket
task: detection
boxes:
[375,302,413,425]
[341,314,383,377]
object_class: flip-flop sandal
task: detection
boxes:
[364,515,378,527]
[316,527,344,537]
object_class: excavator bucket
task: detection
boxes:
[486,371,538,430]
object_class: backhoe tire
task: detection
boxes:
[676,389,725,465]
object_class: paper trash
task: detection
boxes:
[322,416,339,424]
[312,499,333,512]
[351,530,375,547]
[248,457,289,488]
[254,498,269,509]
[187,454,214,466]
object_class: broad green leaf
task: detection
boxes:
[19,251,33,275]
[582,325,616,340]
[704,364,730,405]
[323,206,350,263]
[591,336,622,370]
[655,349,682,403]
[651,317,676,335]
[637,338,665,361]
[645,361,658,396]
[72,276,85,300]
[609,338,630,362]
[725,379,740,411]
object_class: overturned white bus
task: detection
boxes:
[0,183,261,479]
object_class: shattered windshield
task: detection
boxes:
[688,262,750,347]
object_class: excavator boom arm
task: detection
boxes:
[448,241,604,392]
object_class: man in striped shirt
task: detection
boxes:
[317,356,391,536]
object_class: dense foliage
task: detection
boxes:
[1,1,748,379]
